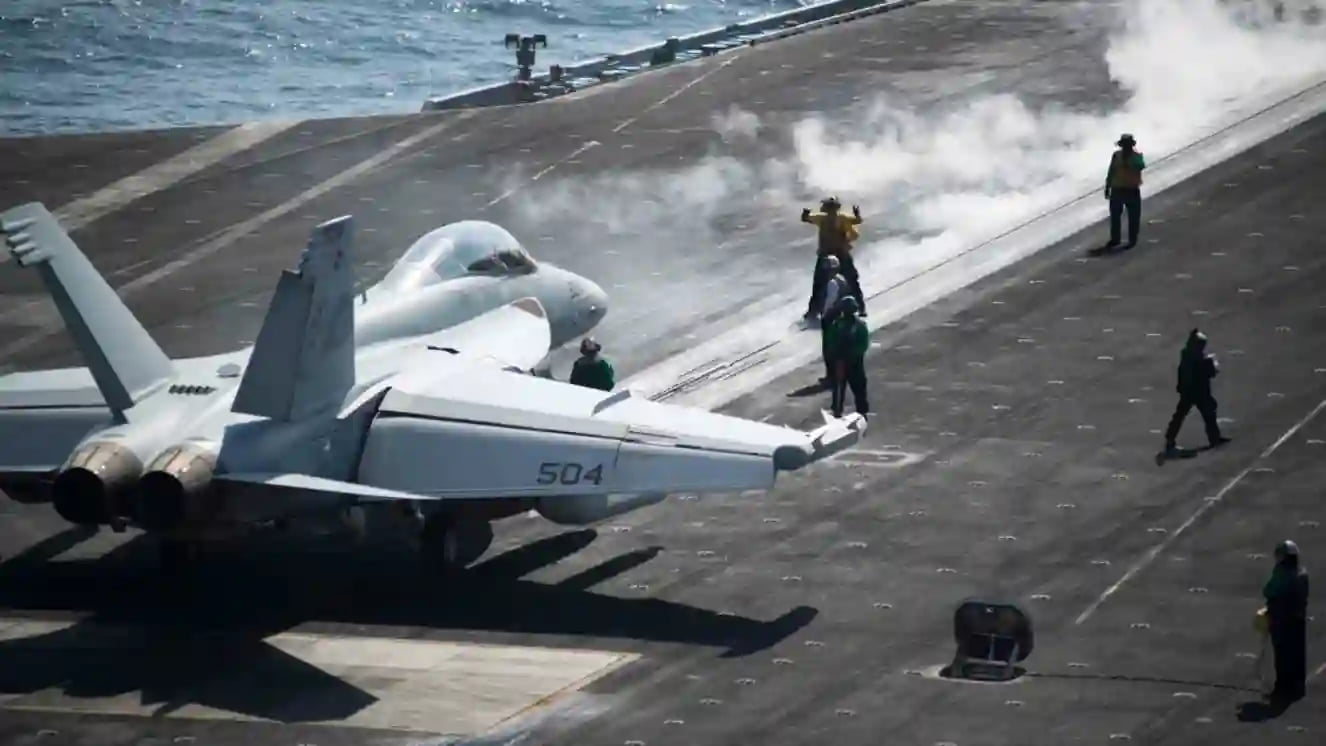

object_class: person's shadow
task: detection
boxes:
[1236,699,1285,722]
[1236,693,1303,722]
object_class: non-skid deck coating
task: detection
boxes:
[2,0,1324,744]
[0,618,635,735]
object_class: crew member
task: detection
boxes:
[1263,540,1310,703]
[802,197,866,318]
[819,254,850,388]
[569,337,614,391]
[1103,133,1146,249]
[825,296,870,418]
[1162,328,1230,458]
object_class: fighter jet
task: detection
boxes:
[0,202,865,569]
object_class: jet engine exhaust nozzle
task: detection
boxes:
[134,444,217,531]
[51,441,143,526]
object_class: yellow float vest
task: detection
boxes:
[1108,150,1145,189]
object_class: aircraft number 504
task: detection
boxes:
[537,462,604,486]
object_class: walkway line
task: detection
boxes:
[53,119,301,233]
[1075,398,1326,625]
[484,140,600,209]
[484,51,745,209]
[613,51,746,134]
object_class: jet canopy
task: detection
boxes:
[377,220,538,292]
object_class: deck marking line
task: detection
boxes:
[484,53,744,210]
[1075,398,1326,625]
[485,140,600,209]
[613,52,746,134]
[51,120,301,233]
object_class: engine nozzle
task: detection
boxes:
[51,441,143,525]
[134,444,217,531]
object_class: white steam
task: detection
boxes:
[506,0,1326,347]
[712,104,763,142]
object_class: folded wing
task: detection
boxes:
[355,356,865,501]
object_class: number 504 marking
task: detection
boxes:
[537,462,605,486]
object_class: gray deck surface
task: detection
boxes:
[1,0,1323,744]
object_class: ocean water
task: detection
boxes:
[0,0,806,137]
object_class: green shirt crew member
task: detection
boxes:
[823,296,870,418]
[569,337,615,391]
[1262,540,1309,704]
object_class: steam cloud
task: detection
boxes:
[503,0,1326,349]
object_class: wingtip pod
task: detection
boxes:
[773,411,867,471]
[1,202,53,266]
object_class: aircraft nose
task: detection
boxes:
[576,276,609,324]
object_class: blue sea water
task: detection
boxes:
[0,0,807,137]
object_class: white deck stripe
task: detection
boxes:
[1075,398,1326,625]
[485,140,601,209]
[0,111,476,360]
[0,121,296,268]
[482,53,744,210]
[53,120,301,233]
[612,52,746,133]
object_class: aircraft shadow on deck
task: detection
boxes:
[0,527,817,724]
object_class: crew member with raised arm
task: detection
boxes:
[801,196,866,319]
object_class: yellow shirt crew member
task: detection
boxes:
[1102,133,1146,249]
[802,196,868,319]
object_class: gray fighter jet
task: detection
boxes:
[0,202,865,569]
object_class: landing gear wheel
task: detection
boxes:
[420,517,494,572]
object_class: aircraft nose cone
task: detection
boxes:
[580,278,608,322]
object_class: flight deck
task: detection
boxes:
[2,0,1324,744]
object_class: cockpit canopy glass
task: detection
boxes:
[378,220,537,291]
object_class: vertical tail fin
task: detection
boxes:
[231,215,356,422]
[1,202,175,416]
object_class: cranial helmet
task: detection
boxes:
[1275,540,1300,560]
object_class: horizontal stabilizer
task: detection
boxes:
[231,216,356,422]
[1,202,174,415]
